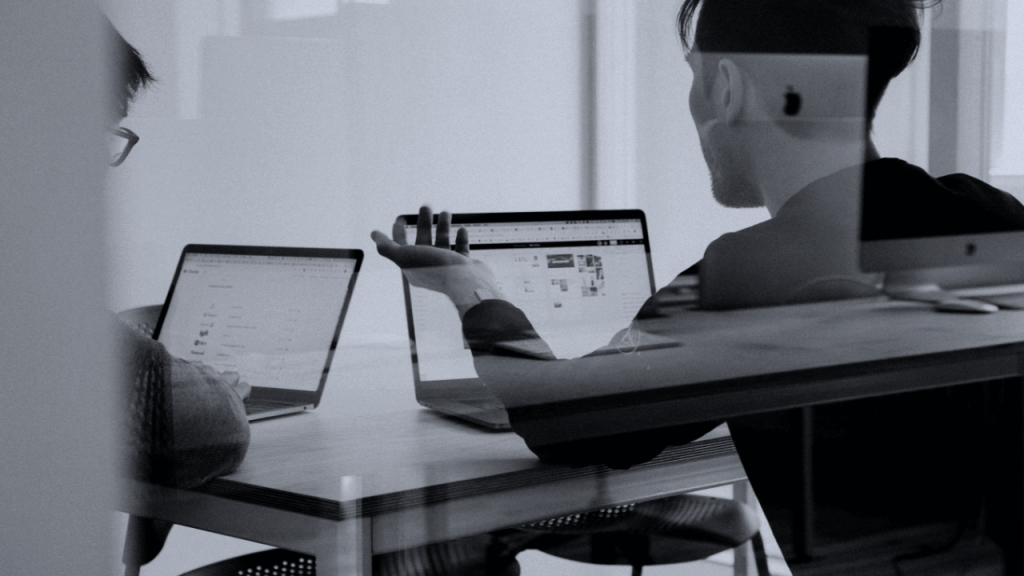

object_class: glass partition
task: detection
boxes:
[106,2,1014,575]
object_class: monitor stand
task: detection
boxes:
[883,264,1024,306]
[882,270,957,303]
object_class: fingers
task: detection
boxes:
[455,226,471,257]
[219,371,250,400]
[375,206,463,264]
[371,229,399,258]
[371,230,430,269]
[435,211,451,248]
[416,205,433,246]
[237,381,252,400]
[392,216,408,246]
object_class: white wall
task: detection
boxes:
[106,0,585,347]
[104,0,780,331]
[872,9,931,171]
[994,0,1024,175]
[0,3,114,574]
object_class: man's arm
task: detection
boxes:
[371,212,718,469]
[462,294,719,469]
[371,206,512,320]
[116,319,250,488]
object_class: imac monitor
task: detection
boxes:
[859,28,1024,303]
[860,182,1024,306]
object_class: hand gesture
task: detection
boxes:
[371,206,506,318]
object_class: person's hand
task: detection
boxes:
[220,371,252,401]
[190,361,251,401]
[371,205,507,318]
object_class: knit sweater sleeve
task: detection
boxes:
[116,320,250,488]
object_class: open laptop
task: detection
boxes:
[401,210,673,430]
[152,244,363,421]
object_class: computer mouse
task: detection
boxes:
[933,299,999,314]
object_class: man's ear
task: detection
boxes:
[717,58,744,125]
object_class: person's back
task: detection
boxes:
[676,0,1024,565]
[700,158,1024,308]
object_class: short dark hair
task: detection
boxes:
[103,14,155,119]
[677,0,941,121]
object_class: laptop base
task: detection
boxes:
[419,399,512,430]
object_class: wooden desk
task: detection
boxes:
[508,296,1024,442]
[119,341,747,575]
[119,297,1024,575]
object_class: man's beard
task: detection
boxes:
[698,121,762,209]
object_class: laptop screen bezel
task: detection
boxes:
[152,244,364,407]
[399,209,656,397]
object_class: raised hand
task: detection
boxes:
[371,206,470,268]
[371,206,507,319]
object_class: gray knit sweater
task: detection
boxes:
[116,320,250,488]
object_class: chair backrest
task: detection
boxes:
[116,304,162,338]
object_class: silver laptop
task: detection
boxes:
[401,210,669,430]
[153,244,363,421]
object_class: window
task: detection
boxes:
[990,0,1024,190]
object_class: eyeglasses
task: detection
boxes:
[106,126,139,167]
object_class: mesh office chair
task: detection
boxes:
[176,536,522,576]
[118,304,162,338]
[515,493,770,576]
[155,493,768,576]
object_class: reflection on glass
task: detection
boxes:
[108,1,1019,575]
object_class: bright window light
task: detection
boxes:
[993,0,1024,175]
[268,0,338,21]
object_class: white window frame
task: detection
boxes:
[930,0,1024,196]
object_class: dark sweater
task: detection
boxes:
[463,158,1024,464]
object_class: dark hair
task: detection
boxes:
[103,14,155,119]
[677,0,941,121]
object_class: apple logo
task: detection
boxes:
[966,242,977,256]
[784,85,801,116]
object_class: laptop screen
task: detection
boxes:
[156,249,359,392]
[404,214,654,382]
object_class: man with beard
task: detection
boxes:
[372,0,1024,570]
[682,1,1024,309]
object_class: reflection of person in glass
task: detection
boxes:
[373,0,1023,568]
[105,16,251,490]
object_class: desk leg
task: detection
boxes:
[311,516,371,576]
[1016,367,1024,576]
[1004,368,1024,576]
[982,372,1024,576]
[793,406,815,561]
[733,480,761,576]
